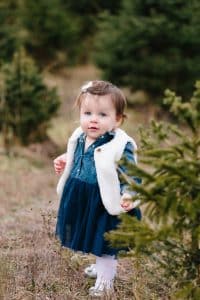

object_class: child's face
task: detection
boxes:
[80,93,121,141]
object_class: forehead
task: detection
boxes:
[81,93,115,110]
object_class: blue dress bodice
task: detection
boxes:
[70,132,113,184]
[70,131,141,189]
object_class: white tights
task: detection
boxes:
[94,255,118,289]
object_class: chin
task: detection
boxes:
[88,134,101,139]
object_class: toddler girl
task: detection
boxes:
[54,80,141,297]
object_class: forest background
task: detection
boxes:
[0,0,200,299]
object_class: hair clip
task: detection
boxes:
[81,81,93,92]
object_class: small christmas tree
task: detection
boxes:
[0,48,60,149]
[108,82,200,299]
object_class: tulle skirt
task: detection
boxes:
[56,176,141,257]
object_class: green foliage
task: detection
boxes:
[0,0,24,63]
[21,0,81,64]
[21,0,123,65]
[94,0,200,101]
[63,0,121,14]
[0,0,123,66]
[0,48,60,147]
[61,0,123,62]
[108,82,200,299]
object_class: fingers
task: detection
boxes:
[54,162,65,174]
[53,154,66,174]
[121,199,131,210]
[121,200,134,211]
[121,199,141,211]
[121,192,141,211]
[54,164,63,175]
[120,193,132,210]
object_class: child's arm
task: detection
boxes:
[118,142,141,211]
[53,153,67,175]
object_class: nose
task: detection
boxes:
[90,114,98,123]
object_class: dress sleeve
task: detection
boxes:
[117,141,141,195]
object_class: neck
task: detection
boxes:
[85,136,96,151]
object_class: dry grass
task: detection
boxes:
[0,65,171,299]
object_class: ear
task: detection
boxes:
[115,115,123,127]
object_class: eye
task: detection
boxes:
[84,111,91,115]
[99,112,107,117]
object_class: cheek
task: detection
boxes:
[80,116,90,129]
[80,114,87,122]
[102,118,116,129]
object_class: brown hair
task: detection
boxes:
[75,80,127,119]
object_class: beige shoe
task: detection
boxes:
[84,264,97,278]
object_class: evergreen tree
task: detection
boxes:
[0,0,123,67]
[21,0,81,65]
[22,0,123,65]
[94,0,200,102]
[0,48,60,148]
[60,0,123,62]
[108,82,200,299]
[0,0,23,63]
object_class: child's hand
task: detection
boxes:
[120,193,141,211]
[53,153,67,175]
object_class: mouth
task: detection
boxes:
[88,126,99,130]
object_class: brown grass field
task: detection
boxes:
[0,65,171,299]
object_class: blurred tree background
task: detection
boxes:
[0,0,124,146]
[0,0,123,67]
[0,0,199,107]
[1,0,199,95]
[0,48,59,150]
[94,0,200,102]
[0,0,23,62]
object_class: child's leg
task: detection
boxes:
[94,255,118,289]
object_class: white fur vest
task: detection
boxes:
[57,127,137,215]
